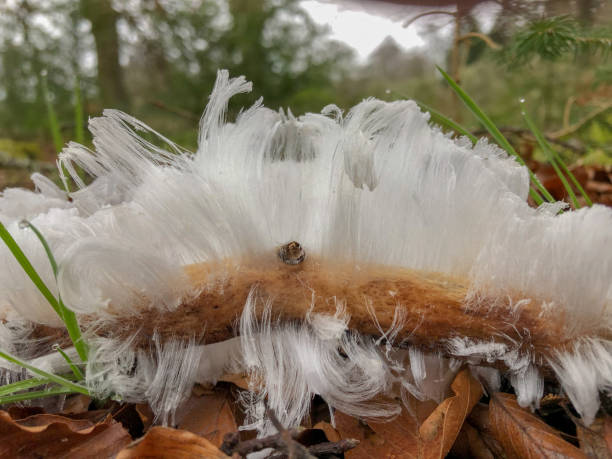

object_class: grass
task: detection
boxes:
[437,66,556,206]
[521,106,592,208]
[416,101,478,144]
[42,72,64,155]
[0,220,87,362]
[42,71,87,193]
[0,219,90,405]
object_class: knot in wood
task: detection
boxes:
[279,241,305,265]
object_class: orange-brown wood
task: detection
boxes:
[98,254,567,357]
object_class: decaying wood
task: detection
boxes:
[113,254,572,357]
[32,252,590,361]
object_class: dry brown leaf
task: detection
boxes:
[450,425,472,458]
[577,418,612,459]
[7,406,44,419]
[418,368,482,459]
[174,385,238,447]
[0,410,131,458]
[191,382,215,396]
[314,420,341,442]
[62,394,91,414]
[117,426,229,458]
[463,423,495,459]
[219,372,251,391]
[335,410,399,458]
[606,417,612,456]
[135,403,154,432]
[489,392,586,459]
[334,369,481,458]
[467,403,507,458]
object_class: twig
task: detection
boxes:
[548,101,612,138]
[307,439,360,455]
[457,32,501,49]
[402,9,455,28]
[266,408,314,459]
[562,96,576,131]
[471,127,586,154]
[219,431,239,455]
[220,427,306,457]
[149,100,200,122]
[221,429,359,459]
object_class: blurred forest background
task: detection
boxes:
[0,0,610,200]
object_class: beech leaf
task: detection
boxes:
[577,418,612,459]
[0,410,131,458]
[313,420,341,443]
[489,392,586,458]
[334,369,481,458]
[117,426,229,458]
[335,410,407,458]
[174,386,238,447]
[604,417,612,456]
[418,368,483,458]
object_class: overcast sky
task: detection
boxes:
[300,0,502,60]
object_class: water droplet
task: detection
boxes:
[519,97,526,104]
[385,89,391,94]
[18,220,29,229]
[52,343,60,350]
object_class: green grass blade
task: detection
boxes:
[436,66,555,205]
[0,386,76,405]
[522,109,580,208]
[19,220,58,277]
[0,221,61,314]
[43,71,71,192]
[42,72,63,154]
[74,77,85,145]
[551,152,593,206]
[53,345,84,380]
[0,377,52,397]
[416,101,478,143]
[57,296,88,363]
[0,221,88,362]
[0,349,88,395]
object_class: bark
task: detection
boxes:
[93,254,584,361]
[80,0,129,109]
[31,253,607,368]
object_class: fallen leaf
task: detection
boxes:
[0,410,131,458]
[462,423,495,459]
[418,368,483,459]
[450,425,471,458]
[334,395,436,459]
[314,420,341,442]
[467,403,506,457]
[112,403,149,439]
[174,385,238,447]
[489,392,586,458]
[605,417,612,455]
[335,411,395,459]
[334,369,481,459]
[219,372,251,391]
[117,426,229,458]
[135,403,154,432]
[577,418,612,459]
[191,382,215,396]
[7,406,44,419]
[62,394,91,414]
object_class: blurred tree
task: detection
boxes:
[0,0,355,150]
[81,0,128,109]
